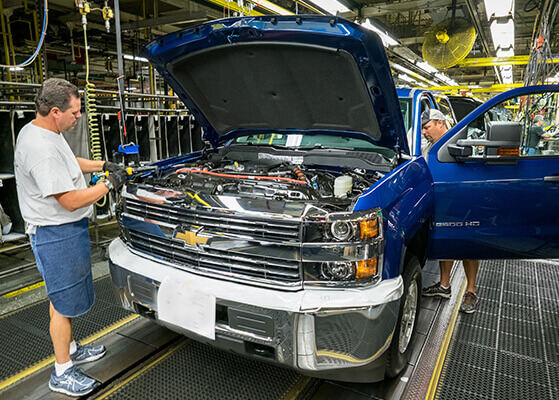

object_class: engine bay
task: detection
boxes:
[140,145,393,210]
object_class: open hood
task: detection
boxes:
[141,15,408,154]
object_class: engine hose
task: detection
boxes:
[176,168,307,185]
[83,20,107,208]
[292,166,309,184]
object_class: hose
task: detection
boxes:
[175,168,307,185]
[0,0,48,68]
[83,14,107,207]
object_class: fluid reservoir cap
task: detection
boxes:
[334,175,352,197]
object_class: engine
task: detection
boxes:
[141,149,384,211]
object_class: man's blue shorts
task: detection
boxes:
[30,218,94,318]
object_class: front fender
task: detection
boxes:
[353,157,434,279]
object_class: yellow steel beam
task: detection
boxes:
[205,0,293,16]
[458,55,559,67]
[206,0,264,16]
[426,83,524,93]
[0,0,12,82]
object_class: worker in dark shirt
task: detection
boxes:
[525,115,553,156]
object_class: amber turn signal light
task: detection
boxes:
[497,147,519,156]
[356,258,378,279]
[360,219,378,238]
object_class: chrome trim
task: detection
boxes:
[215,324,275,344]
[127,228,302,281]
[125,243,303,290]
[109,245,402,380]
[123,193,302,243]
[399,278,418,353]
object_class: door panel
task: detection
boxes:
[427,85,559,260]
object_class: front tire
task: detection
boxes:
[385,253,422,377]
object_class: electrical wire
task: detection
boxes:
[524,6,559,87]
[0,0,48,68]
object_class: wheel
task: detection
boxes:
[385,253,422,377]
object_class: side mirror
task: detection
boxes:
[451,121,521,165]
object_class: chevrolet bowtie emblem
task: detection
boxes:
[175,230,208,246]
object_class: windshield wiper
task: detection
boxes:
[235,142,292,149]
[297,144,355,151]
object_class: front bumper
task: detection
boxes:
[108,238,403,382]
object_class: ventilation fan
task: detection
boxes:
[422,17,477,69]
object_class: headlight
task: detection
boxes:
[320,261,356,280]
[320,258,378,281]
[302,208,384,287]
[324,210,380,242]
[330,221,355,241]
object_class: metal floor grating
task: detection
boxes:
[0,276,131,382]
[103,339,315,400]
[434,260,559,400]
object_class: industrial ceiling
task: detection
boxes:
[0,0,558,94]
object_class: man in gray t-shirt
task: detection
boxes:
[14,78,127,396]
[420,109,480,314]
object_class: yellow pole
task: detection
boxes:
[6,15,17,85]
[32,9,43,83]
[0,0,12,82]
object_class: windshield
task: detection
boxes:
[232,133,395,158]
[399,98,412,133]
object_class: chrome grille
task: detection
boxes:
[124,197,301,242]
[126,228,302,284]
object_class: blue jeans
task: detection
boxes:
[524,148,536,156]
[30,218,94,317]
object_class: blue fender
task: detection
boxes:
[353,158,434,279]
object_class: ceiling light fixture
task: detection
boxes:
[484,0,514,20]
[485,0,515,85]
[398,74,415,83]
[124,54,149,62]
[416,61,438,74]
[257,0,292,15]
[361,19,399,47]
[309,0,350,15]
[435,72,458,86]
[490,18,515,51]
[391,63,437,86]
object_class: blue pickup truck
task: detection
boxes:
[108,15,559,382]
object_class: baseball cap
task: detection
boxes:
[421,109,446,127]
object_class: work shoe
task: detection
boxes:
[70,343,106,364]
[460,291,479,314]
[48,366,98,397]
[422,282,451,298]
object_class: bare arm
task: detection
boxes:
[53,183,109,212]
[76,157,105,174]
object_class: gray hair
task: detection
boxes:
[35,78,79,117]
[534,115,544,123]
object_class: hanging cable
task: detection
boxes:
[80,2,107,207]
[524,4,559,86]
[82,12,101,162]
[0,0,48,68]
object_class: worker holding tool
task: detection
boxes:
[14,78,127,397]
